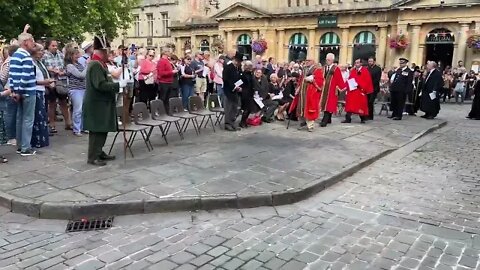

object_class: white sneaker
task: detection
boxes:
[7,139,16,146]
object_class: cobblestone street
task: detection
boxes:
[0,104,479,270]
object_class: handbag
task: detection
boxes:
[55,77,70,95]
[246,115,262,126]
[144,73,154,85]
[454,81,465,93]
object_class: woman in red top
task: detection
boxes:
[138,50,157,106]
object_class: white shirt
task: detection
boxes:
[34,62,47,91]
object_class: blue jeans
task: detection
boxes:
[16,93,36,151]
[69,89,85,133]
[180,84,194,109]
[215,83,224,107]
[5,97,17,140]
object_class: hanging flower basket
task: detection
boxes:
[389,34,409,50]
[251,39,268,54]
[467,34,480,51]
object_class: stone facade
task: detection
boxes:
[121,0,480,70]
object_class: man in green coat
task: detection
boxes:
[83,35,127,166]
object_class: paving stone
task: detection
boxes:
[264,257,286,270]
[207,246,229,257]
[169,251,196,264]
[147,260,177,270]
[190,254,214,267]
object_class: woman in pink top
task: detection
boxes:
[138,50,157,106]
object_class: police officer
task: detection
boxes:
[389,58,413,120]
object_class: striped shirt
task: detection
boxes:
[8,48,36,94]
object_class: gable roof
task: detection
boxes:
[213,2,271,20]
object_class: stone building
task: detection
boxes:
[122,0,480,70]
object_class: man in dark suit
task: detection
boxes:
[222,51,243,131]
[367,57,382,120]
[420,61,442,119]
[389,58,413,120]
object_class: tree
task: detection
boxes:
[0,0,140,44]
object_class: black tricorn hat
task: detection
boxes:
[93,35,111,50]
[234,51,243,61]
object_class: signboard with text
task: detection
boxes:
[318,16,337,28]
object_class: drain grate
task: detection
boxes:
[66,217,114,232]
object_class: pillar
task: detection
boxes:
[175,37,182,55]
[418,45,425,66]
[409,24,421,66]
[307,28,316,60]
[277,29,285,62]
[252,29,259,58]
[191,34,197,52]
[339,27,349,64]
[378,26,389,67]
[455,23,471,65]
[226,31,233,52]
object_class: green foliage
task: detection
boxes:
[0,0,140,43]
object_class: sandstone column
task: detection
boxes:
[277,29,285,62]
[307,28,316,60]
[455,23,471,65]
[378,25,389,67]
[339,27,349,64]
[409,24,422,66]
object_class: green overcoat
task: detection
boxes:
[82,61,119,133]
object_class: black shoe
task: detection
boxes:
[239,123,248,128]
[387,116,394,119]
[360,120,366,124]
[319,122,327,127]
[16,149,21,154]
[300,122,307,127]
[327,119,332,124]
[100,152,116,161]
[420,115,428,118]
[341,120,351,123]
[392,117,402,120]
[88,159,107,166]
[20,149,36,156]
[225,125,237,132]
[425,116,435,120]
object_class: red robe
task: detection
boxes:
[302,67,324,120]
[320,65,346,113]
[345,67,374,116]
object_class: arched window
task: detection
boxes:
[354,31,376,45]
[288,33,308,62]
[319,32,340,64]
[200,39,210,52]
[353,31,376,62]
[237,34,252,60]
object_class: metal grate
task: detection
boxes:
[66,217,114,232]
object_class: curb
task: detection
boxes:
[0,120,447,219]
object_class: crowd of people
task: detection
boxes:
[1,26,479,165]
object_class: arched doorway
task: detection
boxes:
[289,33,308,62]
[237,34,252,60]
[319,32,340,65]
[353,31,376,63]
[425,28,454,70]
[200,39,210,52]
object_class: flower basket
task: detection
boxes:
[389,34,409,50]
[467,34,480,52]
[251,39,268,54]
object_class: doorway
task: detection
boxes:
[425,28,455,70]
[425,44,454,69]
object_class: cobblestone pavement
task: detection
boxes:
[1,104,479,270]
[0,104,443,216]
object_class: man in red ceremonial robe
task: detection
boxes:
[342,58,374,124]
[319,53,347,127]
[296,59,324,132]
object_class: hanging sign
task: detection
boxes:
[318,16,337,28]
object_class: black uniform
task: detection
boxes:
[222,58,242,130]
[239,70,255,127]
[389,67,413,120]
[367,64,382,120]
[467,80,480,120]
[420,69,442,118]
